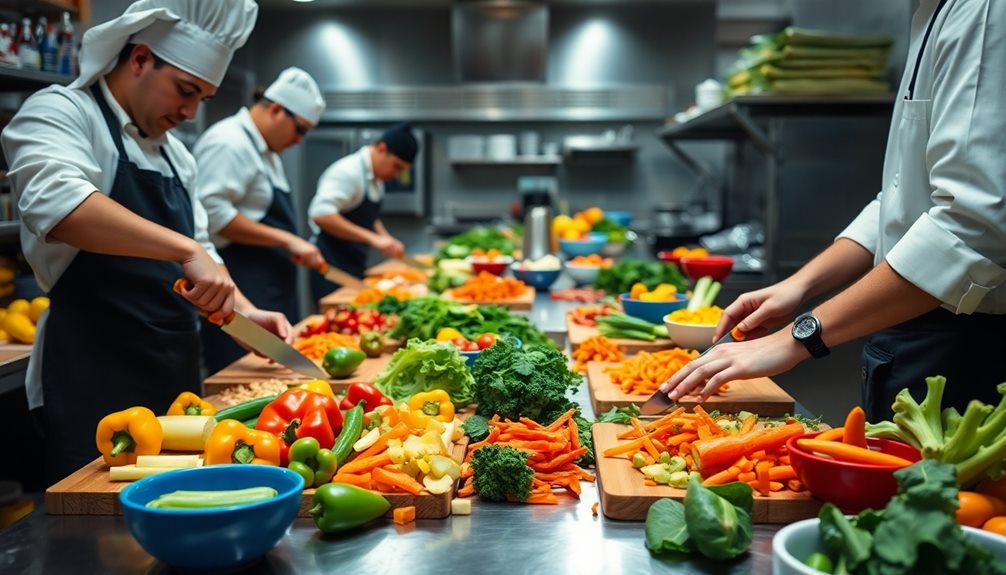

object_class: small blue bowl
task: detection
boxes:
[587,231,609,243]
[462,337,521,368]
[120,465,304,571]
[559,237,606,257]
[511,264,562,291]
[606,211,633,227]
[620,292,688,325]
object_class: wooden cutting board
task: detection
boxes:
[592,423,821,523]
[318,287,361,310]
[586,362,795,417]
[46,439,467,520]
[366,256,433,278]
[567,315,676,354]
[203,352,393,392]
[441,287,534,311]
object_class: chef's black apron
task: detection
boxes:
[310,156,381,304]
[201,126,299,374]
[861,0,1006,421]
[38,84,201,485]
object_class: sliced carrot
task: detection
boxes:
[691,422,805,473]
[703,466,741,486]
[356,422,410,460]
[372,466,425,496]
[755,460,773,496]
[338,452,393,475]
[768,465,797,482]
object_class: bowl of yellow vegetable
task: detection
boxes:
[119,465,303,571]
[663,306,723,351]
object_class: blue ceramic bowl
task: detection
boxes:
[559,237,606,257]
[605,211,633,227]
[587,231,609,243]
[119,465,304,571]
[620,292,688,325]
[511,264,562,291]
[461,337,522,368]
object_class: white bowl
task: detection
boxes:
[772,518,1006,575]
[564,263,601,285]
[602,241,627,257]
[662,317,717,351]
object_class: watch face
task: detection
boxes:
[793,316,817,339]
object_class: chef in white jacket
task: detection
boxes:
[1,0,290,484]
[662,0,1006,421]
[194,67,324,373]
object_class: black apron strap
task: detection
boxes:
[907,0,949,100]
[89,83,128,156]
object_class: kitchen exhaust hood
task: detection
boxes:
[453,1,547,83]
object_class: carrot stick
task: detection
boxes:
[547,408,577,431]
[755,460,773,496]
[691,422,805,473]
[842,407,868,448]
[740,415,758,434]
[737,471,756,483]
[602,437,648,458]
[338,452,393,475]
[703,466,741,486]
[331,472,372,487]
[787,479,805,492]
[533,447,589,471]
[372,466,425,496]
[816,427,845,442]
[796,438,913,467]
[526,492,559,504]
[356,422,410,460]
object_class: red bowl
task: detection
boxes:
[657,251,683,264]
[786,431,921,514]
[469,258,512,276]
[679,255,734,282]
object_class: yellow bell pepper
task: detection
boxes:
[203,419,281,466]
[629,282,647,300]
[298,379,335,399]
[166,391,217,416]
[403,390,455,430]
[95,406,163,466]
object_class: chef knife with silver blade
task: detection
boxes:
[639,328,740,415]
[173,279,329,380]
[318,262,365,290]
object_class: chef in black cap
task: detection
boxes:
[308,122,417,301]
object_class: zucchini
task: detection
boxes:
[213,395,276,422]
[242,417,259,429]
[333,401,366,466]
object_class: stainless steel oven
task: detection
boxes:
[300,126,426,222]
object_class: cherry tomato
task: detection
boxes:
[467,341,481,352]
[476,333,497,350]
[451,337,469,349]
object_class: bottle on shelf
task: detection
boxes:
[39,18,57,74]
[17,17,40,71]
[0,24,17,68]
[56,12,75,76]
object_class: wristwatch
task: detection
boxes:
[792,312,830,359]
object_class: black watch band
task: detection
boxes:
[792,312,830,359]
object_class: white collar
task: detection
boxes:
[237,107,271,156]
[97,77,169,146]
[362,145,376,183]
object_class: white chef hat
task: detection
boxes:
[70,0,258,89]
[263,67,325,125]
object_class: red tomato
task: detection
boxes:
[467,341,481,352]
[346,317,359,331]
[451,337,469,349]
[476,333,497,350]
[359,314,376,328]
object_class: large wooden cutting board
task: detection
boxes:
[366,256,433,278]
[586,362,794,417]
[318,287,361,310]
[567,315,676,354]
[441,287,534,311]
[203,352,393,393]
[46,439,467,520]
[592,423,821,523]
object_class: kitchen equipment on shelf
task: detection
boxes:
[447,134,485,160]
[486,134,517,160]
[519,130,540,156]
[519,176,556,261]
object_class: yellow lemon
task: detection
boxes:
[29,296,50,323]
[561,229,583,240]
[552,215,574,234]
[583,207,604,225]
[436,327,463,342]
[7,298,29,316]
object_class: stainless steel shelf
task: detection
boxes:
[0,65,73,92]
[0,221,20,240]
[450,156,561,167]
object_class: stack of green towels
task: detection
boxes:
[726,27,894,97]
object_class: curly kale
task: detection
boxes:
[471,338,582,423]
[461,414,492,442]
[470,444,534,502]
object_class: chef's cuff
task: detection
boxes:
[28,182,98,244]
[886,214,1006,314]
[836,200,879,254]
[207,204,239,235]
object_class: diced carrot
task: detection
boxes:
[393,506,416,525]
[755,461,773,496]
[703,466,741,486]
[787,479,805,492]
[768,465,797,482]
[591,502,599,516]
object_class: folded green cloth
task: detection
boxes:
[770,78,891,94]
[759,64,885,80]
[780,45,891,61]
[781,27,894,49]
[773,57,888,70]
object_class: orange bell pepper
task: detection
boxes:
[95,406,163,466]
[166,391,217,417]
[204,419,281,466]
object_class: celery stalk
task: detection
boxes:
[702,281,722,308]
[688,277,712,311]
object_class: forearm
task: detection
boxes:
[314,213,378,246]
[815,260,941,348]
[784,238,875,303]
[49,191,199,262]
[218,213,297,249]
[373,219,391,238]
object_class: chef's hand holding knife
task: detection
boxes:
[285,234,325,270]
[659,280,808,403]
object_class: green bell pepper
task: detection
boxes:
[287,437,339,488]
[310,482,391,534]
[322,347,366,378]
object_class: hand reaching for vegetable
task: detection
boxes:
[712,280,806,342]
[659,328,809,402]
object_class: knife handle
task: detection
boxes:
[172,278,235,326]
[318,262,330,275]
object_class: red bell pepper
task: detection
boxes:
[339,382,394,411]
[256,389,345,466]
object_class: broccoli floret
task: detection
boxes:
[461,414,491,442]
[470,444,534,502]
[942,406,963,440]
[891,375,946,458]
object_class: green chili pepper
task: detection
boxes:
[287,437,339,488]
[310,482,390,534]
[332,400,366,466]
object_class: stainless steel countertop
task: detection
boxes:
[1,288,788,575]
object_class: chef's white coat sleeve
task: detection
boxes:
[837,194,881,255]
[885,0,1006,314]
[194,135,249,235]
[308,160,358,219]
[1,90,103,243]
